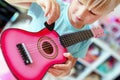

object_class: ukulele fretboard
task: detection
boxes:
[59,30,93,47]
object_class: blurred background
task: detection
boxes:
[0,0,120,80]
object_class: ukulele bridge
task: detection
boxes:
[16,43,33,65]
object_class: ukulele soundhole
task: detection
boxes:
[37,36,58,59]
[42,41,53,54]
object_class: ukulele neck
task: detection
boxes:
[59,30,93,47]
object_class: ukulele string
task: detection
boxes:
[26,43,54,48]
[24,43,55,52]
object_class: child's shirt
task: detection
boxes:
[25,1,92,58]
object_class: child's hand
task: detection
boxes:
[48,53,77,77]
[37,0,60,24]
[5,0,60,25]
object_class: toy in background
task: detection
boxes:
[84,72,101,80]
[97,56,117,74]
[71,61,86,78]
[82,43,102,63]
[99,16,120,52]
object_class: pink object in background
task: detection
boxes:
[0,72,16,80]
[62,0,72,3]
[0,48,16,80]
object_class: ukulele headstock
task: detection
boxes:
[91,26,105,38]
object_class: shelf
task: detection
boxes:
[78,50,110,69]
[84,72,102,80]
[91,38,120,61]
[103,62,120,80]
[75,38,120,80]
[76,67,93,80]
[90,51,110,69]
[62,76,76,80]
[77,58,90,67]
[94,69,105,77]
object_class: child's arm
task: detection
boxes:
[5,0,36,9]
[48,53,77,77]
[5,0,60,24]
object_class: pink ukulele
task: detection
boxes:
[0,22,104,80]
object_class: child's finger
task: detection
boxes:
[48,68,63,76]
[44,1,51,17]
[47,1,60,24]
[63,53,73,60]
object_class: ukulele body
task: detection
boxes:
[1,28,67,80]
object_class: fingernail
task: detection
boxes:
[44,11,48,16]
[53,65,56,67]
[47,21,51,25]
[63,53,68,56]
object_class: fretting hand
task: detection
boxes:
[48,53,77,77]
[5,0,60,25]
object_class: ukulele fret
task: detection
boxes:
[80,31,85,40]
[16,43,33,65]
[88,30,93,38]
[84,30,91,40]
